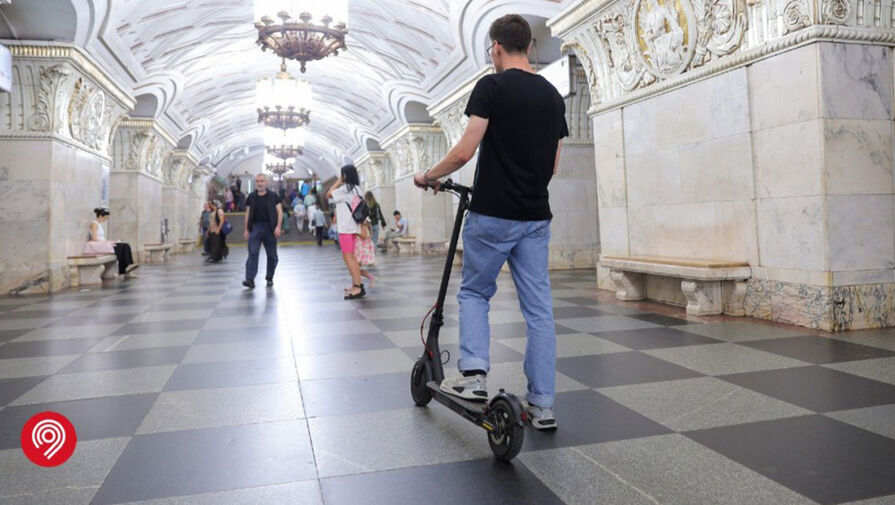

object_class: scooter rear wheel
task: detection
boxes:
[410,359,432,406]
[487,397,524,461]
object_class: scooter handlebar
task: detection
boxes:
[439,178,472,194]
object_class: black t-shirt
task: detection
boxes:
[465,69,569,221]
[247,191,280,224]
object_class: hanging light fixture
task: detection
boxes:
[256,60,312,130]
[264,127,305,160]
[264,153,294,178]
[254,0,348,73]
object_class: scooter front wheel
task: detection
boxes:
[487,397,525,461]
[410,359,432,406]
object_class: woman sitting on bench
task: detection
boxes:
[84,208,139,278]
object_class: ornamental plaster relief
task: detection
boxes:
[549,0,895,113]
[382,125,448,181]
[0,53,130,159]
[112,119,176,180]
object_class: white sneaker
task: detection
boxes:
[525,402,557,430]
[440,374,488,401]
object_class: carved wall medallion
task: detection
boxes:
[783,0,811,32]
[599,11,650,90]
[68,78,109,150]
[634,0,698,78]
[821,0,851,24]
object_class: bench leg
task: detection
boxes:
[682,280,723,315]
[78,265,105,287]
[723,280,747,316]
[610,270,645,301]
[101,262,118,280]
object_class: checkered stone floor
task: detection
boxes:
[1,246,895,505]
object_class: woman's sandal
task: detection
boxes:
[344,283,366,300]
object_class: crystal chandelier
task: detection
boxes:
[264,154,294,178]
[264,127,305,160]
[256,60,312,130]
[254,0,348,73]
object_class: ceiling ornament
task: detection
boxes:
[254,0,348,73]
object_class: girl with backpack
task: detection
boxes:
[326,164,368,299]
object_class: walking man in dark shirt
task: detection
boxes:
[413,14,568,429]
[243,173,283,289]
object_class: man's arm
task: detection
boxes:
[554,140,563,175]
[414,115,489,188]
[275,203,283,237]
[243,204,251,240]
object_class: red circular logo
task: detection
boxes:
[20,412,77,467]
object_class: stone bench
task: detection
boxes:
[68,254,117,288]
[144,243,174,263]
[393,236,418,255]
[178,238,196,253]
[600,255,751,316]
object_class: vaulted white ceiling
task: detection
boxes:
[0,0,568,177]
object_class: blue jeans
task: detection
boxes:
[457,212,556,408]
[245,222,278,281]
[371,224,381,246]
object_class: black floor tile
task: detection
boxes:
[0,337,103,358]
[0,329,30,344]
[90,421,316,504]
[592,327,722,350]
[372,316,458,332]
[0,376,47,407]
[0,309,69,320]
[58,346,189,373]
[163,358,297,391]
[42,313,138,327]
[686,415,895,505]
[627,313,694,326]
[720,366,895,412]
[486,322,577,340]
[152,301,220,311]
[552,306,613,319]
[557,351,703,388]
[302,372,414,417]
[0,393,157,449]
[739,336,895,364]
[553,296,601,306]
[209,306,279,318]
[112,319,207,335]
[294,332,396,355]
[193,326,288,344]
[321,457,564,505]
[522,389,671,451]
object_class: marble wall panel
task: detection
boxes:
[394,177,422,241]
[822,119,894,196]
[756,196,826,271]
[819,43,893,121]
[827,194,895,271]
[753,120,824,198]
[139,176,163,247]
[623,68,750,157]
[678,134,754,203]
[592,109,624,162]
[646,275,687,307]
[162,187,179,241]
[626,147,681,206]
[598,206,629,257]
[748,44,820,131]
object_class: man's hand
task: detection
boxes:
[243,230,249,240]
[274,227,282,238]
[413,171,441,193]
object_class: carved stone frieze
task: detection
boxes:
[68,77,114,151]
[28,64,73,133]
[382,125,447,181]
[112,119,176,180]
[548,0,893,114]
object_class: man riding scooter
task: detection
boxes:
[413,13,568,430]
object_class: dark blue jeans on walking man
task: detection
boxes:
[245,222,278,281]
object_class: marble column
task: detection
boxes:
[382,124,453,253]
[0,44,132,293]
[161,150,200,248]
[549,0,895,330]
[109,118,175,262]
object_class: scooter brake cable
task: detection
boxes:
[420,303,437,358]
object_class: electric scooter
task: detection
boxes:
[409,179,527,461]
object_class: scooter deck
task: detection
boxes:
[427,380,493,429]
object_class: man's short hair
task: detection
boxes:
[393,210,401,216]
[489,14,531,54]
[255,173,268,180]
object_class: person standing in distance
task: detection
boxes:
[413,14,568,430]
[243,173,283,289]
